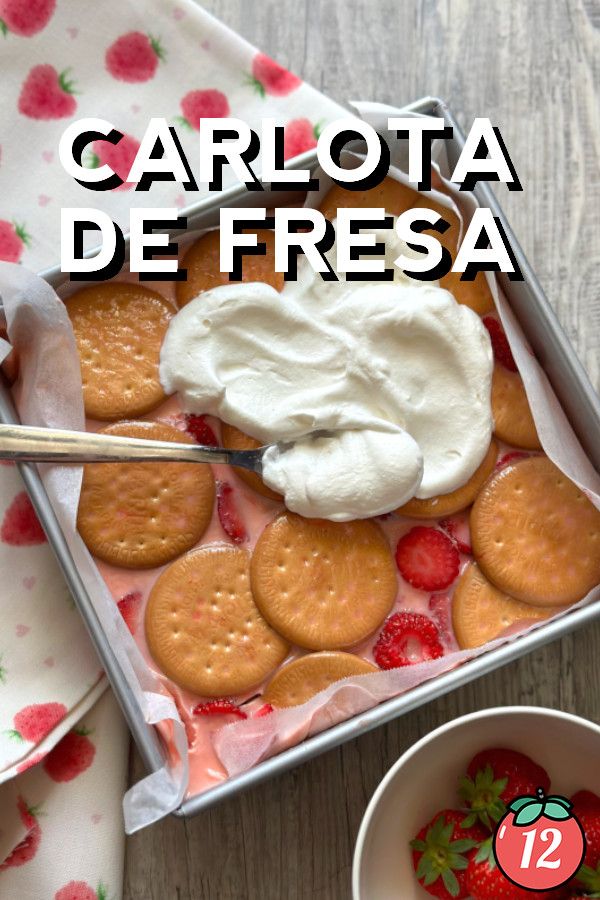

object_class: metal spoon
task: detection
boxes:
[0,423,270,475]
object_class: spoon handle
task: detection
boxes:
[0,423,238,466]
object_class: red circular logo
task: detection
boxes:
[493,788,586,891]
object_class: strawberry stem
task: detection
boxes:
[27,802,44,818]
[6,729,24,742]
[74,726,93,736]
[149,34,165,62]
[58,68,79,95]
[13,222,30,246]
[0,19,7,37]
[245,73,265,99]
[314,120,325,140]
[97,881,108,900]
[174,115,193,130]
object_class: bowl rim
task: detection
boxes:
[351,704,600,899]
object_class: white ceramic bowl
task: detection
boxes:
[352,706,600,900]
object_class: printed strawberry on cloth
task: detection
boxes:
[0,0,345,273]
[0,0,347,895]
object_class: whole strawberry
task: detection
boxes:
[0,220,29,262]
[43,727,95,782]
[90,133,141,191]
[0,0,55,37]
[460,748,550,829]
[248,53,301,97]
[179,89,229,130]
[8,701,67,743]
[18,65,77,120]
[105,31,164,82]
[1,490,47,545]
[572,790,600,872]
[54,881,107,900]
[466,838,560,899]
[283,119,319,161]
[411,809,485,898]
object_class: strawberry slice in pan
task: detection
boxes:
[216,481,247,544]
[192,700,247,720]
[396,527,460,591]
[373,612,444,669]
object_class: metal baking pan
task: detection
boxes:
[2,96,599,819]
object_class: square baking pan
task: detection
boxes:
[2,96,599,819]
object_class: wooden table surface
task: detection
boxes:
[124,2,600,897]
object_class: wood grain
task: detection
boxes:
[124,2,600,897]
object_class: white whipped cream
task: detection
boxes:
[160,223,493,521]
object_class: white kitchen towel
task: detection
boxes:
[0,0,345,273]
[0,0,346,894]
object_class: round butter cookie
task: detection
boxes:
[66,282,174,421]
[251,513,397,650]
[145,545,289,696]
[319,177,419,220]
[452,561,557,649]
[440,270,495,316]
[77,421,215,568]
[221,422,282,501]
[470,455,600,606]
[397,439,498,519]
[491,364,542,450]
[176,229,283,307]
[263,651,377,708]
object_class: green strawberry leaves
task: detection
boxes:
[474,836,496,869]
[149,34,166,62]
[509,791,572,826]
[411,814,479,898]
[577,862,600,895]
[13,223,31,246]
[58,68,79,96]
[459,764,508,829]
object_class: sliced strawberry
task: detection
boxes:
[254,703,274,718]
[411,808,485,899]
[192,699,247,719]
[396,527,460,591]
[216,480,247,544]
[482,316,518,372]
[184,414,218,446]
[438,516,472,555]
[428,593,454,646]
[373,612,444,669]
[117,590,142,635]
[495,450,529,471]
[460,748,550,830]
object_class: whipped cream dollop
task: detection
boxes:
[160,223,493,521]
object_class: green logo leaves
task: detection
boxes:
[509,791,572,826]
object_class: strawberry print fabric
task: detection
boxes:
[0,0,345,273]
[0,690,128,900]
[0,0,346,895]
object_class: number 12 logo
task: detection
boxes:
[493,788,586,891]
